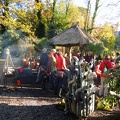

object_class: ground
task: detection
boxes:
[0,58,120,120]
[0,83,120,120]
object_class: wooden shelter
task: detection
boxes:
[49,24,101,62]
[50,25,101,47]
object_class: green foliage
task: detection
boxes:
[102,94,119,109]
[14,9,37,36]
[1,30,20,48]
[39,37,52,48]
[115,35,120,51]
[86,42,104,55]
[110,71,120,93]
[47,1,88,39]
[116,56,120,63]
[47,2,72,38]
[103,66,120,94]
[0,0,117,57]
[98,24,116,52]
[33,37,52,52]
[98,67,120,109]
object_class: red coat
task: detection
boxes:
[56,56,67,70]
[99,60,115,78]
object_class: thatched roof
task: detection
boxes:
[50,25,101,47]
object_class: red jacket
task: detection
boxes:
[99,60,115,78]
[56,56,67,70]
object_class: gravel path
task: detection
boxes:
[0,97,76,120]
[0,61,120,120]
[0,85,79,120]
[0,83,120,120]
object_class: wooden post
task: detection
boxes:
[69,47,72,64]
[62,47,65,55]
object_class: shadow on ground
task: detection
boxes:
[0,103,79,120]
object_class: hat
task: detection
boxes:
[42,48,47,52]
[52,49,56,52]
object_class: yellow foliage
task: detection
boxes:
[104,105,112,111]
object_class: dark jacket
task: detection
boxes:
[39,53,49,69]
[84,55,93,63]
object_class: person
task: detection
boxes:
[99,54,115,97]
[35,48,49,83]
[94,59,102,86]
[56,50,71,82]
[64,53,70,67]
[84,51,93,63]
[47,50,57,90]
[115,52,120,63]
[84,51,95,72]
[54,50,70,96]
[47,50,56,75]
[28,52,36,68]
[39,65,48,91]
[110,53,116,68]
[52,49,59,60]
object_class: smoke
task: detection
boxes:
[1,39,36,67]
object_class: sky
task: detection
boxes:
[73,0,120,29]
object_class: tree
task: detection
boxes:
[87,42,104,56]
[47,0,57,38]
[83,0,101,33]
[0,0,39,54]
[84,0,91,31]
[115,35,120,51]
[34,0,46,38]
[47,0,89,39]
[0,0,10,34]
[93,24,116,53]
[33,37,52,52]
[0,0,116,56]
[91,0,100,32]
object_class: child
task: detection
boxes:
[39,65,48,91]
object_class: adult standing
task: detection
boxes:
[84,51,95,72]
[94,59,102,86]
[47,50,57,90]
[52,49,59,60]
[47,50,56,75]
[99,54,115,97]
[35,48,49,83]
[54,50,70,96]
[84,51,93,63]
[56,50,71,82]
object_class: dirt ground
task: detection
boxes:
[0,83,120,120]
[0,84,78,120]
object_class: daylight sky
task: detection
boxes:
[73,0,120,29]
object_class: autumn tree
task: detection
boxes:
[0,0,10,34]
[34,0,46,38]
[84,0,91,31]
[93,24,116,52]
[0,0,116,55]
[83,0,101,33]
[91,0,100,32]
